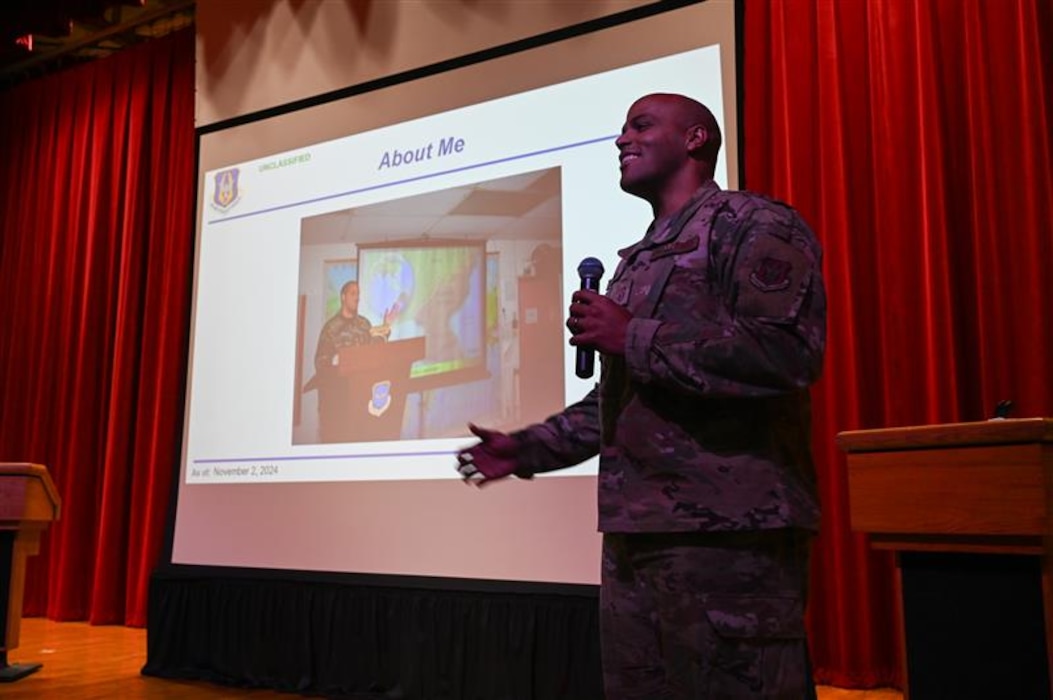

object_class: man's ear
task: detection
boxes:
[686,125,708,155]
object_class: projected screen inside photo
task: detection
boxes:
[362,243,487,384]
[172,1,738,583]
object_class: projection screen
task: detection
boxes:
[170,0,739,586]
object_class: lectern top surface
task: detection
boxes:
[0,463,61,518]
[836,417,1053,452]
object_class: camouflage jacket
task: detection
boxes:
[314,312,376,377]
[513,181,827,533]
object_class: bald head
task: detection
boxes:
[643,93,722,175]
[616,93,723,215]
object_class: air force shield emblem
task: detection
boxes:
[212,168,241,212]
[367,380,392,417]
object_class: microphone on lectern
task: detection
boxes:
[574,257,605,379]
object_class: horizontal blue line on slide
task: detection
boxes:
[194,449,457,465]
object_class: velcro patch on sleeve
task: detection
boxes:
[736,237,812,322]
[749,257,794,292]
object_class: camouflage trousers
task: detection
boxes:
[599,529,816,700]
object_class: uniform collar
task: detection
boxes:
[618,180,721,259]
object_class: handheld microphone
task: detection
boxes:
[575,257,605,379]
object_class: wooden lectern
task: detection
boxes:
[325,336,425,443]
[837,418,1053,700]
[0,463,60,681]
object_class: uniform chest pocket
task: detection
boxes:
[656,264,727,336]
[606,277,632,307]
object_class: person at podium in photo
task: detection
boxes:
[313,279,393,443]
[456,93,827,699]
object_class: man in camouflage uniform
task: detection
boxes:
[314,280,390,442]
[457,93,826,699]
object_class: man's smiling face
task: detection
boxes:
[615,94,692,200]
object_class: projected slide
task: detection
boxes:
[184,44,726,486]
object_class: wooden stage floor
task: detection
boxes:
[7,617,903,699]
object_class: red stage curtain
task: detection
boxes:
[744,0,1053,688]
[0,28,195,626]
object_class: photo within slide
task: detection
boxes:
[294,168,565,446]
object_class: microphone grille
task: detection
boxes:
[577,257,605,279]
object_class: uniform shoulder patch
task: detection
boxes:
[749,256,793,292]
